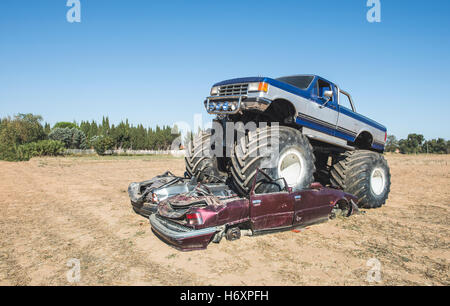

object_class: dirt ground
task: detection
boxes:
[0,154,448,286]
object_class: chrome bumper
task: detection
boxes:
[149,214,221,251]
[150,214,218,239]
[205,95,272,115]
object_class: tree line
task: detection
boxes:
[0,113,180,161]
[0,113,448,161]
[385,134,449,154]
[77,117,180,152]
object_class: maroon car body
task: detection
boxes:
[150,170,358,251]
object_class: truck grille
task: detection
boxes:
[218,83,248,96]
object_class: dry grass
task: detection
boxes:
[0,153,448,285]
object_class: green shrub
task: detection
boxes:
[0,114,47,161]
[0,143,19,161]
[16,140,65,161]
[48,128,87,149]
[91,136,114,155]
[53,122,79,130]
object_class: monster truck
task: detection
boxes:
[185,75,391,208]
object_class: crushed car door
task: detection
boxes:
[293,187,336,225]
[249,170,294,231]
[250,191,294,231]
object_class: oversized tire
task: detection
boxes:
[184,132,225,183]
[330,150,391,209]
[230,126,316,195]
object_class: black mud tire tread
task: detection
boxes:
[230,126,316,196]
[184,132,224,183]
[330,150,391,209]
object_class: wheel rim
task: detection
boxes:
[278,149,305,188]
[370,167,386,196]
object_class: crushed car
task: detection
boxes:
[128,171,234,218]
[131,169,359,251]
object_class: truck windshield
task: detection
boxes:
[276,75,314,90]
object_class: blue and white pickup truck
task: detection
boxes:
[206,75,387,152]
[186,75,391,209]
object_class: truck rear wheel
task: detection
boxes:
[230,126,315,195]
[330,150,391,208]
[185,132,225,183]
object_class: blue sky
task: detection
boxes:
[0,0,449,139]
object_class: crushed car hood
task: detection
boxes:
[128,171,189,205]
[157,193,222,219]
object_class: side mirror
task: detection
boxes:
[319,90,333,108]
[323,90,333,99]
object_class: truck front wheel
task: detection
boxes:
[185,132,225,183]
[330,150,391,208]
[230,126,316,195]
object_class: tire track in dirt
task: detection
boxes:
[0,161,198,285]
[32,199,198,285]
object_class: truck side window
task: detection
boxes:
[317,79,333,101]
[339,92,353,111]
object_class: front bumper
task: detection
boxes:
[149,214,220,251]
[204,95,272,115]
[131,201,157,218]
[128,181,158,217]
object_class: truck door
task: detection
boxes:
[304,78,339,137]
[250,191,294,231]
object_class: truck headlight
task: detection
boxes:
[248,82,268,93]
[210,86,219,96]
